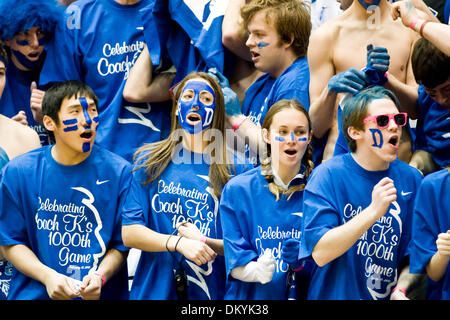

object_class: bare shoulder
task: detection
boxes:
[0,115,41,159]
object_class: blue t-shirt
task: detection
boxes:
[0,57,50,146]
[39,0,171,162]
[414,85,450,168]
[410,168,450,300]
[300,154,423,300]
[122,147,250,300]
[0,147,11,300]
[218,166,310,300]
[0,145,132,300]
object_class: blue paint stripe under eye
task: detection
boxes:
[257,42,269,48]
[275,136,285,142]
[62,118,78,125]
[297,137,307,141]
[63,125,78,132]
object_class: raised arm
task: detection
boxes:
[222,0,252,62]
[123,44,174,103]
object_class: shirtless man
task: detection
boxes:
[308,0,419,162]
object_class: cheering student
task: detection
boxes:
[121,71,250,300]
[219,99,314,299]
[299,86,423,300]
[0,80,131,300]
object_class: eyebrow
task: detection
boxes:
[66,102,96,109]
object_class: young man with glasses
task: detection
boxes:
[299,86,423,300]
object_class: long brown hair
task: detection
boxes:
[261,99,314,201]
[134,71,233,197]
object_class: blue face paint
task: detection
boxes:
[274,131,308,142]
[275,136,285,142]
[257,42,269,48]
[62,119,78,132]
[10,49,45,70]
[369,128,383,148]
[177,80,215,134]
[297,137,308,141]
[78,97,93,127]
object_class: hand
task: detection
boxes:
[282,237,302,270]
[369,177,397,220]
[11,111,28,126]
[255,249,276,284]
[30,81,45,125]
[222,87,242,116]
[43,270,81,300]
[435,230,450,258]
[79,272,103,300]
[392,0,431,28]
[328,68,370,95]
[207,67,230,88]
[390,287,409,300]
[176,236,217,266]
[364,44,389,85]
[177,221,203,242]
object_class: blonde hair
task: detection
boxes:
[261,99,314,201]
[134,71,234,197]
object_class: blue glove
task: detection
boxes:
[282,237,303,270]
[328,68,370,95]
[207,68,242,117]
[222,87,242,116]
[207,67,230,88]
[364,44,389,85]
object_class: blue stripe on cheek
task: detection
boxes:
[257,42,269,48]
[63,125,78,132]
[297,137,307,141]
[62,118,78,125]
[275,136,285,142]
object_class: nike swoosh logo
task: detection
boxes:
[136,27,144,30]
[401,191,412,196]
[96,179,109,185]
[291,212,303,217]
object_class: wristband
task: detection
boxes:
[419,21,429,37]
[292,266,304,272]
[200,235,207,243]
[393,286,407,296]
[409,16,423,31]
[93,271,106,287]
[232,117,247,132]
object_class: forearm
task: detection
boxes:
[123,45,154,103]
[384,74,419,119]
[396,264,424,293]
[312,205,381,267]
[228,114,265,156]
[1,244,56,285]
[204,238,224,256]
[97,248,127,283]
[122,224,180,253]
[222,0,251,61]
[421,22,450,56]
[309,88,338,138]
[426,252,450,282]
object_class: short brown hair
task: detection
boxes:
[241,0,311,57]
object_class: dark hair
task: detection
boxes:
[411,38,450,88]
[42,80,99,141]
[0,41,7,64]
[241,0,311,57]
[342,86,401,152]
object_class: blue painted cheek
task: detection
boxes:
[257,42,269,48]
[297,137,308,141]
[62,118,78,132]
[275,136,285,142]
[369,128,384,148]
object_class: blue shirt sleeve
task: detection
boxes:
[121,167,150,227]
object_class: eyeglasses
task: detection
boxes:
[363,112,408,128]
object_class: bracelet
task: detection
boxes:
[165,234,173,252]
[232,117,247,132]
[419,20,429,38]
[292,266,304,272]
[174,236,183,252]
[393,286,407,296]
[93,271,106,287]
[200,235,207,244]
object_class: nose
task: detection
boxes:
[28,32,40,48]
[246,33,256,48]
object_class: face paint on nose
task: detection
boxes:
[177,80,216,134]
[78,97,92,127]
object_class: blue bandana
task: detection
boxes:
[358,0,381,10]
[177,80,215,134]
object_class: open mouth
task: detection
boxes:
[186,113,202,124]
[285,149,298,156]
[80,131,93,139]
[27,52,41,60]
[251,51,260,61]
[388,136,399,147]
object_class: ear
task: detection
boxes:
[283,33,294,49]
[262,128,270,145]
[42,115,56,132]
[347,126,363,141]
